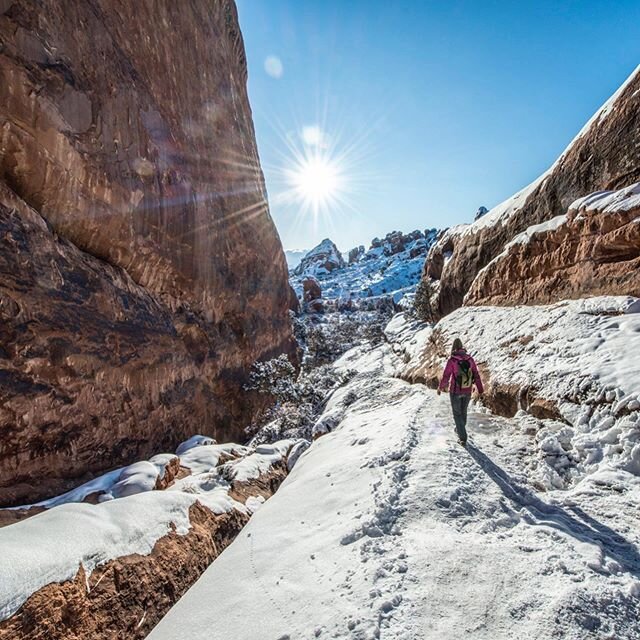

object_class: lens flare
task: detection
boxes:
[286,151,343,213]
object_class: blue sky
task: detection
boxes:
[236,1,639,252]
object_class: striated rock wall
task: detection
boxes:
[465,186,640,307]
[0,1,296,505]
[423,66,640,318]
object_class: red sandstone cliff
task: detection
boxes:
[465,184,640,307]
[423,65,640,318]
[0,1,296,506]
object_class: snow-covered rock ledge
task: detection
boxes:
[465,183,640,307]
[399,297,640,488]
[0,437,301,639]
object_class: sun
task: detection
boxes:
[265,118,377,232]
[287,153,342,211]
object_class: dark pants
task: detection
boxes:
[449,393,471,442]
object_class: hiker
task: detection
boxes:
[437,338,483,446]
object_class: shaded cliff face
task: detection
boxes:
[0,1,296,505]
[423,66,640,318]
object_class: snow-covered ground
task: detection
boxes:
[149,328,640,640]
[0,437,297,622]
[402,297,640,491]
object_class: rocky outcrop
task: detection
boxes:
[0,1,296,506]
[293,238,345,276]
[0,504,249,640]
[348,245,365,264]
[466,184,640,307]
[423,65,640,318]
[302,277,323,314]
[0,437,299,638]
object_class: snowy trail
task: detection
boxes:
[149,344,640,640]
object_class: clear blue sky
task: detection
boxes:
[236,1,639,252]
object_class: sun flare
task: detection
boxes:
[287,154,343,211]
[266,118,378,232]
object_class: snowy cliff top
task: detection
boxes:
[455,64,640,237]
[570,181,640,214]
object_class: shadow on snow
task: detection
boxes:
[466,444,640,578]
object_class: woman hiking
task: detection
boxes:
[437,338,483,446]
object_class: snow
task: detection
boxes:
[178,443,249,475]
[175,434,216,456]
[0,491,209,621]
[506,213,568,247]
[293,238,345,277]
[0,436,297,621]
[223,440,296,483]
[403,297,640,489]
[290,230,438,307]
[570,181,640,214]
[149,331,640,640]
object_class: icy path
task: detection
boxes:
[149,344,640,640]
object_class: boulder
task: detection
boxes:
[302,277,322,302]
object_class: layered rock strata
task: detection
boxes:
[0,438,296,639]
[423,65,640,318]
[465,184,640,307]
[0,1,295,505]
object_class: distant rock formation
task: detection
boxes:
[422,65,640,319]
[474,206,488,221]
[348,245,365,264]
[290,228,441,308]
[302,276,323,313]
[293,238,345,276]
[0,0,296,505]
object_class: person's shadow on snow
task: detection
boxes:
[466,443,640,578]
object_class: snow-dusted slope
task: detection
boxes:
[149,330,640,640]
[291,230,439,306]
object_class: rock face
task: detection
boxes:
[348,245,365,264]
[0,505,250,640]
[293,238,345,276]
[423,65,640,318]
[466,184,640,307]
[0,1,296,506]
[0,437,295,637]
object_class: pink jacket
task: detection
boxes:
[438,349,484,395]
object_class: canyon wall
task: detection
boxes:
[0,0,296,505]
[465,185,640,307]
[423,65,640,318]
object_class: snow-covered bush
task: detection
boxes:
[244,354,299,403]
[246,361,356,445]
